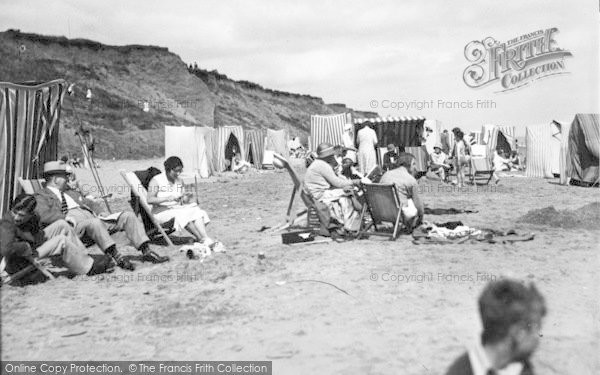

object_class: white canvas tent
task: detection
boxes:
[526,120,564,178]
[164,126,214,178]
[266,128,289,157]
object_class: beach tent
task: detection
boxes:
[164,126,214,178]
[560,114,599,186]
[423,119,442,154]
[266,129,289,157]
[482,124,516,156]
[0,80,67,214]
[310,113,347,150]
[525,121,564,178]
[354,116,426,148]
[244,129,265,169]
[212,126,245,172]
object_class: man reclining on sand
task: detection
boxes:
[34,161,169,271]
[1,194,114,281]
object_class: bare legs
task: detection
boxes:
[185,219,212,244]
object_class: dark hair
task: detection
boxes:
[455,130,465,140]
[396,152,415,169]
[164,156,183,172]
[479,279,547,345]
[11,194,37,213]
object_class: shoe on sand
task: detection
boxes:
[141,249,170,264]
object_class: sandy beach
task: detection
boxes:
[1,158,598,374]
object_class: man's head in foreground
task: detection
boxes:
[479,278,547,363]
[395,152,417,176]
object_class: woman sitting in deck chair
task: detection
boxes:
[147,157,225,252]
[303,143,368,235]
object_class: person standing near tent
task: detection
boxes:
[357,123,378,174]
[147,156,225,252]
[449,128,471,187]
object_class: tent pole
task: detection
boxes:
[69,97,112,213]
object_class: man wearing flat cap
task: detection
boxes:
[34,161,169,271]
[303,143,366,234]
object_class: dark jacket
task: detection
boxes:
[34,187,95,228]
[445,352,535,375]
[0,212,45,274]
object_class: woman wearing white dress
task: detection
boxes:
[147,156,223,250]
[356,123,378,174]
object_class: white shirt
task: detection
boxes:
[467,340,524,375]
[47,186,79,210]
[148,173,184,208]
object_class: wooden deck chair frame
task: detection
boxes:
[272,153,319,231]
[358,183,403,240]
[1,256,56,286]
[119,171,174,246]
[468,157,494,185]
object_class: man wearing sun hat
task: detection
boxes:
[429,143,451,182]
[34,161,169,271]
[303,143,367,234]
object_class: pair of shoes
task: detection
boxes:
[141,249,170,264]
[87,255,115,276]
[113,254,136,271]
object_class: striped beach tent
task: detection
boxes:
[310,113,347,150]
[354,116,426,148]
[526,121,564,178]
[483,124,516,157]
[165,125,214,178]
[212,126,245,172]
[0,80,67,214]
[244,129,265,169]
[560,114,599,186]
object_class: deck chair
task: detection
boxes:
[468,157,494,185]
[1,255,56,286]
[119,170,174,246]
[272,153,321,232]
[358,183,403,240]
[17,178,46,194]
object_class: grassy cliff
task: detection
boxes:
[0,29,376,158]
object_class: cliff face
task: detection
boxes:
[0,29,376,158]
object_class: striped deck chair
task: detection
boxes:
[358,183,403,240]
[119,171,174,246]
[18,178,46,194]
[468,157,495,185]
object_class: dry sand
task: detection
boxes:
[1,159,599,374]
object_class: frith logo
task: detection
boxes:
[463,28,572,92]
